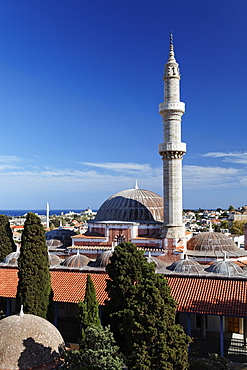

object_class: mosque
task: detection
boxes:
[1,35,247,367]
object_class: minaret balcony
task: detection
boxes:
[159,102,185,113]
[159,142,186,154]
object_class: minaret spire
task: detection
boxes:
[159,34,186,242]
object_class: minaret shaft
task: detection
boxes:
[159,36,186,239]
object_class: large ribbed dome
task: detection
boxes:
[95,188,163,222]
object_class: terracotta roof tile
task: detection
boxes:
[51,270,108,304]
[167,276,247,316]
[2,268,247,317]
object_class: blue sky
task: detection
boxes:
[0,0,247,210]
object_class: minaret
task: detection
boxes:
[159,33,186,241]
[46,202,50,229]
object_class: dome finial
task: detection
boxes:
[170,31,173,46]
[209,222,213,232]
[19,305,24,316]
[134,180,139,189]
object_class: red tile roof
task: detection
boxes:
[51,270,108,304]
[167,276,247,317]
[1,267,247,316]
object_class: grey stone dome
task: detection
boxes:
[187,232,239,252]
[168,258,204,273]
[62,253,90,268]
[94,250,113,268]
[206,260,245,276]
[95,188,163,222]
[49,253,62,266]
[186,232,247,259]
[45,228,77,248]
[147,255,165,270]
[0,313,64,369]
[2,250,20,266]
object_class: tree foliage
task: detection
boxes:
[105,242,190,370]
[16,212,52,319]
[230,220,246,235]
[65,274,123,370]
[64,325,123,370]
[78,274,101,339]
[0,214,16,262]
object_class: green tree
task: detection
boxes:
[228,205,235,212]
[16,212,52,319]
[64,325,123,370]
[78,274,101,339]
[105,242,190,370]
[0,214,16,262]
[65,275,123,370]
[230,220,246,235]
[220,220,228,230]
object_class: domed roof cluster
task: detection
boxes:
[0,312,64,370]
[95,187,163,223]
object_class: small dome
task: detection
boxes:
[187,232,239,252]
[46,239,63,249]
[62,253,90,268]
[0,313,64,369]
[206,260,245,276]
[147,255,165,270]
[168,258,204,273]
[45,228,77,248]
[94,250,113,268]
[49,253,62,267]
[2,250,20,266]
[186,232,247,260]
[95,188,163,223]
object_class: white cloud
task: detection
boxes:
[183,165,241,188]
[203,151,247,164]
[82,162,153,174]
[0,155,21,163]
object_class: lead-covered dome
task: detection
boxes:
[95,187,163,223]
[62,253,90,268]
[206,259,245,276]
[168,258,204,274]
[186,232,247,259]
[0,313,64,369]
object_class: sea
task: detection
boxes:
[0,210,96,217]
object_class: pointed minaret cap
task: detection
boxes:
[147,251,152,263]
[19,305,24,317]
[167,32,176,63]
[134,180,139,189]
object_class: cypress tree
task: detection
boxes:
[106,242,191,370]
[78,274,101,339]
[0,214,16,262]
[65,274,123,369]
[16,212,52,319]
